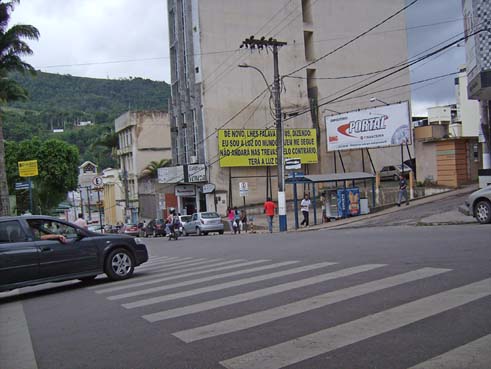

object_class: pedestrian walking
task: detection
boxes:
[240,208,248,232]
[228,207,236,234]
[300,193,311,227]
[263,197,277,233]
[397,174,410,206]
[233,207,241,234]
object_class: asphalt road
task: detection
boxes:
[1,199,490,369]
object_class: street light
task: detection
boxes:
[370,97,390,106]
[238,62,287,231]
[238,63,272,95]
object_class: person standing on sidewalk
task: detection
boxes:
[397,174,410,206]
[263,197,277,233]
[74,213,88,229]
[300,193,311,227]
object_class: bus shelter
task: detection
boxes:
[286,172,376,229]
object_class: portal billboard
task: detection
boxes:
[325,101,411,151]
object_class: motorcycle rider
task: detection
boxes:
[165,208,180,237]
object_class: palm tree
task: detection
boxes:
[0,0,39,216]
[141,159,171,178]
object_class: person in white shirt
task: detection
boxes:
[74,213,88,229]
[300,194,311,227]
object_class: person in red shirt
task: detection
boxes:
[263,197,277,233]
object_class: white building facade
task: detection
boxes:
[115,111,172,222]
[167,0,412,212]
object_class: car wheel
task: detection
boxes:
[203,232,208,236]
[79,275,97,283]
[197,227,202,236]
[104,248,134,281]
[475,200,491,224]
[182,228,188,236]
[219,230,224,235]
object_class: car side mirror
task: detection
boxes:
[76,228,87,239]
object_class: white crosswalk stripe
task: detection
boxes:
[89,255,490,368]
[143,263,385,322]
[407,334,491,369]
[173,267,450,342]
[138,258,222,272]
[219,278,491,369]
[122,261,335,309]
[107,260,305,300]
[95,259,258,294]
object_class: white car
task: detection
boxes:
[460,185,491,224]
[182,212,224,236]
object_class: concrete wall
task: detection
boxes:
[456,71,481,137]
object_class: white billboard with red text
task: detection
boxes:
[325,101,411,151]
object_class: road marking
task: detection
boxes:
[137,257,197,269]
[145,264,385,323]
[408,334,491,369]
[219,278,491,369]
[109,260,311,300]
[94,259,258,294]
[141,256,182,266]
[139,256,198,268]
[174,267,450,342]
[138,258,221,272]
[123,261,335,309]
[0,294,38,369]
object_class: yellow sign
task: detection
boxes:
[18,160,39,177]
[218,129,318,167]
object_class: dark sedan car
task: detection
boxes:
[0,215,148,293]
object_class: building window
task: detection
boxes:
[302,0,313,24]
[304,31,315,61]
[473,143,479,162]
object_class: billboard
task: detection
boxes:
[218,129,318,167]
[325,101,411,152]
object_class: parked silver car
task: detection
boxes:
[460,185,491,224]
[379,164,413,181]
[182,212,224,236]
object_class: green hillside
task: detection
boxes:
[2,71,171,168]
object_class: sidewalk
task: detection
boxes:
[245,184,478,234]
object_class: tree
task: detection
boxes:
[141,159,171,178]
[0,0,39,215]
[5,137,79,214]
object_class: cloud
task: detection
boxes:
[10,0,170,81]
[405,0,465,115]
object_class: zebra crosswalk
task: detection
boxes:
[89,255,491,369]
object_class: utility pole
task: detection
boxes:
[240,36,288,231]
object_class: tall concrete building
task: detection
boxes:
[115,111,172,222]
[167,0,411,213]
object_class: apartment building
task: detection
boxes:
[167,0,411,212]
[115,111,172,222]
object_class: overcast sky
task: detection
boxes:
[10,0,465,116]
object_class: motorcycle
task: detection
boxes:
[167,217,181,241]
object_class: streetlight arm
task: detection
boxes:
[238,63,273,95]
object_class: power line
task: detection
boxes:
[284,29,486,120]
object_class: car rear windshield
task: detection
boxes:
[201,212,220,219]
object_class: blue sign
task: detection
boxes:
[15,182,30,190]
